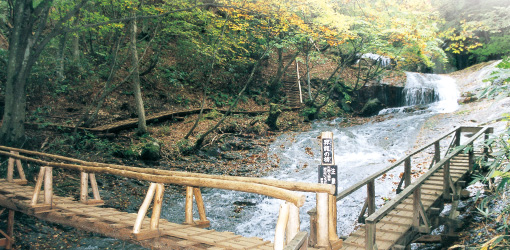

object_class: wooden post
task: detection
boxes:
[44,167,53,206]
[133,183,165,240]
[468,142,474,172]
[80,173,103,204]
[287,203,300,245]
[365,221,376,250]
[455,129,461,146]
[31,167,46,205]
[274,202,290,250]
[316,192,329,248]
[328,194,338,241]
[443,160,451,200]
[89,174,101,201]
[133,183,156,234]
[6,151,27,184]
[296,62,303,104]
[6,209,14,249]
[185,186,194,224]
[318,131,337,246]
[307,209,317,247]
[150,183,165,230]
[404,157,411,187]
[7,155,14,182]
[193,187,210,226]
[80,172,89,203]
[434,141,441,164]
[484,131,490,161]
[367,180,375,216]
[412,187,421,229]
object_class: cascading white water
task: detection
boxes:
[380,72,460,115]
[360,53,391,67]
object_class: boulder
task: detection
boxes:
[141,142,161,161]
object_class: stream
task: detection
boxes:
[157,72,461,241]
[72,72,461,249]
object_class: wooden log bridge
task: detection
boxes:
[0,126,492,250]
[0,146,335,250]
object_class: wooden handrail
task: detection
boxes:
[0,145,335,195]
[0,150,306,207]
[364,126,492,250]
[283,231,309,250]
[336,127,459,201]
[366,126,490,223]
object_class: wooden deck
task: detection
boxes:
[340,154,471,250]
[0,180,321,250]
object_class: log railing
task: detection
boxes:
[0,147,335,249]
[363,126,493,250]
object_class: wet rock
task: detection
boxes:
[221,152,243,160]
[402,104,429,113]
[460,96,478,104]
[360,98,385,117]
[233,201,257,206]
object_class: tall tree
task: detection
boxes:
[129,8,147,134]
[1,0,88,147]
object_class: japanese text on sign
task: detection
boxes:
[322,138,333,164]
[318,165,338,195]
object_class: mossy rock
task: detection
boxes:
[360,98,385,117]
[204,109,223,120]
[112,145,139,159]
[141,142,161,161]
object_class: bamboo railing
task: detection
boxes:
[0,146,335,249]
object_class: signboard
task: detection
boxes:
[319,132,337,195]
[318,165,338,196]
[321,138,333,165]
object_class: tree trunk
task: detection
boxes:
[72,34,80,63]
[129,12,147,134]
[306,50,312,101]
[0,0,34,147]
[0,0,87,146]
[56,33,67,83]
[265,103,281,131]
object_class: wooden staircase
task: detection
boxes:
[281,57,303,108]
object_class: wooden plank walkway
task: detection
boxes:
[0,179,320,250]
[340,154,471,250]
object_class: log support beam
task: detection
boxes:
[133,183,165,240]
[0,208,15,249]
[6,151,27,185]
[30,167,54,212]
[80,172,103,205]
[184,186,210,227]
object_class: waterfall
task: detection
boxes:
[360,53,391,67]
[398,72,460,113]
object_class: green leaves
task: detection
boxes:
[478,57,510,99]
